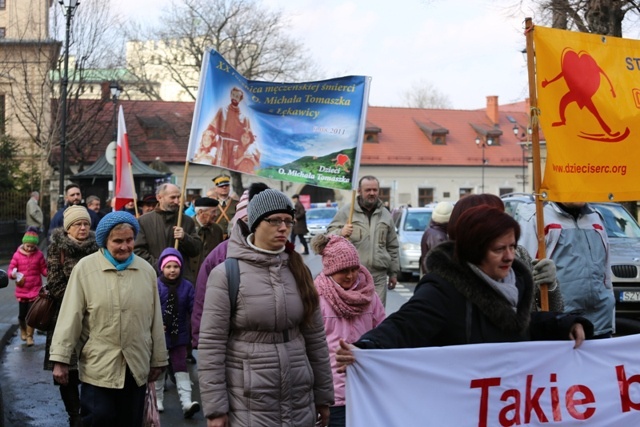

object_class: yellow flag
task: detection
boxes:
[534,26,640,202]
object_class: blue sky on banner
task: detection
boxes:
[186,51,369,190]
[187,52,368,167]
[112,0,541,109]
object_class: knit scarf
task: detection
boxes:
[160,275,180,344]
[102,250,134,271]
[315,266,376,319]
[468,263,519,311]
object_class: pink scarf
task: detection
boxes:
[315,266,376,319]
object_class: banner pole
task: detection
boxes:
[129,164,139,218]
[174,161,190,249]
[343,190,357,241]
[525,17,549,311]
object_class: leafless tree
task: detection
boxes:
[0,0,126,205]
[521,0,640,36]
[402,79,452,109]
[126,0,319,194]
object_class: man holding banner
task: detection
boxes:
[328,176,399,306]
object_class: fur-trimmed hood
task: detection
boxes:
[424,241,534,335]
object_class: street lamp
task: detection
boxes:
[57,0,80,209]
[109,81,122,200]
[475,136,492,193]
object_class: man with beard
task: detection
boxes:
[200,86,252,168]
[134,183,201,284]
[49,184,101,238]
[327,175,399,306]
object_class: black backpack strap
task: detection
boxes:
[225,257,240,316]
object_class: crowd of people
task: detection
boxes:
[5,172,615,426]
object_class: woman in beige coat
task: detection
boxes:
[198,189,334,427]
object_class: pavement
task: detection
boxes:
[0,254,414,426]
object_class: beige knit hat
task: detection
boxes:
[64,205,91,230]
[431,201,454,224]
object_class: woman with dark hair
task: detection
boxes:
[336,205,592,368]
[447,194,563,312]
[198,189,333,427]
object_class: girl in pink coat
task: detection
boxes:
[311,234,386,427]
[8,226,47,346]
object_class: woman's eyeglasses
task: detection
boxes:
[262,218,295,228]
[69,221,90,229]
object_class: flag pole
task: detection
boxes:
[174,160,190,249]
[129,165,139,218]
[525,17,549,311]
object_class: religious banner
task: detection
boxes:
[186,49,370,191]
[346,334,640,426]
[533,25,640,202]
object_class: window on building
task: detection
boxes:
[499,188,514,196]
[0,28,5,38]
[459,188,473,198]
[365,133,378,143]
[0,94,5,134]
[0,1,5,10]
[418,188,434,206]
[443,192,451,198]
[379,187,390,206]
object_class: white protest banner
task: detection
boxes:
[346,334,640,426]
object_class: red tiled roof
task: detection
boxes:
[75,100,534,169]
[363,106,530,167]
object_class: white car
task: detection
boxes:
[392,206,434,281]
[304,207,338,241]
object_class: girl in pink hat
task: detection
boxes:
[311,234,385,427]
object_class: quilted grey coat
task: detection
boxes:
[198,225,334,425]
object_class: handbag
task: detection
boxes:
[143,381,161,427]
[25,287,56,330]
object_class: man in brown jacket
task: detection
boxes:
[134,183,201,283]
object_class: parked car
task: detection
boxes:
[304,206,338,240]
[392,206,434,281]
[501,193,640,334]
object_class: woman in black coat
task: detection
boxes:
[336,206,592,366]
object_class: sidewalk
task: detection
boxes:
[0,262,18,427]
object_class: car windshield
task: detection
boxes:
[404,211,432,232]
[307,208,337,220]
[593,204,640,239]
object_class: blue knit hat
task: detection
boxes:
[95,211,140,247]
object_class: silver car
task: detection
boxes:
[392,206,434,281]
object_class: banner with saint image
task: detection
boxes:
[186,49,370,191]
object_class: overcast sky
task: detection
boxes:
[109,0,542,110]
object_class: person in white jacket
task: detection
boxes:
[518,201,615,338]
